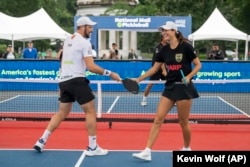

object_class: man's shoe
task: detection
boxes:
[141,101,147,106]
[33,138,46,153]
[85,146,108,156]
[132,150,151,161]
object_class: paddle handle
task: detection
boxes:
[180,70,186,84]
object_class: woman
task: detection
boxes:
[3,44,15,59]
[132,21,202,161]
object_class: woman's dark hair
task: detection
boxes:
[175,30,190,44]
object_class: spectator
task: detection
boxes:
[92,45,97,59]
[45,49,53,59]
[100,53,107,59]
[109,43,119,59]
[3,44,15,59]
[23,40,38,59]
[207,43,224,60]
[128,48,138,59]
[56,45,63,60]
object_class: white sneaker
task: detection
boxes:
[85,146,108,156]
[33,138,46,153]
[132,150,151,161]
[181,147,191,151]
[141,101,147,106]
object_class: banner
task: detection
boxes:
[0,60,250,92]
[74,16,192,53]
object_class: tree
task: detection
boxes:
[0,0,76,52]
[106,0,248,59]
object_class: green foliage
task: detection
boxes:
[0,44,7,55]
[239,2,250,34]
[0,0,39,16]
[0,0,76,51]
[1,0,250,56]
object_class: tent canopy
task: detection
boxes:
[188,7,248,60]
[0,8,71,41]
[188,8,247,41]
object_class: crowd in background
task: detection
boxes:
[0,39,142,60]
[0,41,62,60]
[0,41,245,60]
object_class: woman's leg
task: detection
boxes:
[146,96,175,148]
[133,96,175,161]
[176,99,192,148]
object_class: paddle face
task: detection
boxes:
[122,78,139,94]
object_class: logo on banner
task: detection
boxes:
[174,19,186,28]
[115,17,151,28]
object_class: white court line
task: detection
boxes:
[106,96,120,113]
[74,151,86,167]
[0,148,83,151]
[0,95,20,104]
[19,95,58,97]
[0,148,172,152]
[217,96,250,118]
[0,95,57,104]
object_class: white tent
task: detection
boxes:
[188,8,248,60]
[0,8,71,42]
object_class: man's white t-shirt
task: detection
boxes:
[59,32,93,82]
[92,49,97,58]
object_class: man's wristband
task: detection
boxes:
[103,69,112,76]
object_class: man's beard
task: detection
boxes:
[84,30,90,38]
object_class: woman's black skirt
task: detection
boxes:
[162,81,199,100]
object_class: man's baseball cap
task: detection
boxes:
[158,21,178,31]
[76,17,96,26]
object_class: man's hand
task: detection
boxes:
[110,72,121,81]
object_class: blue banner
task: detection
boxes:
[0,60,250,92]
[0,60,60,80]
[74,16,192,53]
[195,61,250,80]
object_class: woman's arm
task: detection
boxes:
[186,57,202,82]
[137,62,162,82]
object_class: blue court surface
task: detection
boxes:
[0,149,172,167]
[0,95,249,119]
[0,95,249,167]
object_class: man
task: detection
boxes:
[207,43,224,60]
[109,43,119,59]
[33,16,121,156]
[23,41,38,59]
[141,35,168,106]
[3,44,15,59]
[128,48,137,59]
